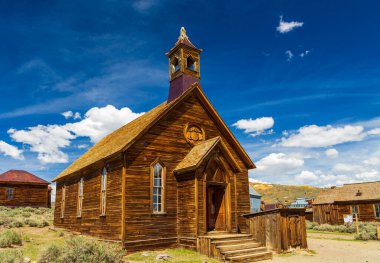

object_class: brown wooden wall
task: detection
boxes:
[0,183,49,207]
[54,92,251,249]
[123,93,250,250]
[313,202,380,225]
[313,204,339,225]
[245,209,307,253]
[54,156,123,241]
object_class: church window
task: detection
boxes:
[151,161,166,213]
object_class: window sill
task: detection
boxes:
[99,214,106,218]
[152,212,167,216]
[76,216,82,219]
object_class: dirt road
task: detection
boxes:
[271,234,380,263]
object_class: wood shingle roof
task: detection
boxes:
[313,181,380,204]
[53,84,254,182]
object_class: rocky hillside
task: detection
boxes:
[250,183,321,204]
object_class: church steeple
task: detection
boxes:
[166,27,202,102]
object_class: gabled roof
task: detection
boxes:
[53,83,255,182]
[249,185,261,197]
[0,170,49,185]
[174,137,220,174]
[313,181,380,205]
[174,136,241,174]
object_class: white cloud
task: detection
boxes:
[296,170,319,182]
[280,124,366,148]
[325,148,339,158]
[276,16,304,33]
[0,141,24,160]
[285,50,294,61]
[368,128,380,135]
[77,144,89,149]
[364,157,380,166]
[256,153,304,172]
[62,111,73,119]
[233,117,274,137]
[333,163,362,173]
[62,111,81,120]
[300,50,311,58]
[8,105,144,164]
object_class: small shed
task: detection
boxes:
[249,185,261,213]
[0,170,51,208]
[289,197,308,208]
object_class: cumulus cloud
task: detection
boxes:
[285,50,294,61]
[232,117,274,137]
[0,141,24,160]
[364,157,380,166]
[325,148,339,158]
[62,111,81,120]
[256,153,304,173]
[368,128,380,135]
[276,16,304,33]
[280,124,366,148]
[8,105,144,164]
[296,170,319,182]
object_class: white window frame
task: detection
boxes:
[61,184,66,219]
[151,160,166,214]
[77,178,84,217]
[100,167,107,216]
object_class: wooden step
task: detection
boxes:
[223,247,268,257]
[217,242,261,252]
[226,251,273,263]
[212,237,254,246]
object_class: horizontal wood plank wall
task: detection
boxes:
[245,209,307,253]
[313,202,380,225]
[0,184,49,207]
[54,157,123,241]
[313,204,339,225]
[124,94,251,250]
[178,176,197,249]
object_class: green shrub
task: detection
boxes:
[306,221,318,230]
[334,225,347,232]
[9,218,24,228]
[0,229,22,248]
[0,249,24,263]
[355,231,371,241]
[314,224,335,232]
[38,237,125,263]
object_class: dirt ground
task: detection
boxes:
[271,233,380,263]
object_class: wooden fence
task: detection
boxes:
[244,208,307,252]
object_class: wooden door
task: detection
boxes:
[207,186,226,231]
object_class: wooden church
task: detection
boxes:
[53,28,271,260]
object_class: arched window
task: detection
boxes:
[151,161,165,213]
[77,177,84,217]
[100,167,107,216]
[61,183,66,219]
[171,57,180,74]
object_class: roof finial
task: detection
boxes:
[175,26,194,46]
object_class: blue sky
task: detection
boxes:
[0,0,380,188]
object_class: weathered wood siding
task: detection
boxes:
[313,202,380,225]
[54,157,123,241]
[245,209,307,253]
[0,183,49,207]
[313,204,339,225]
[123,93,250,250]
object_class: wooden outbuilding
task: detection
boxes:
[0,170,51,208]
[53,28,258,254]
[313,181,380,225]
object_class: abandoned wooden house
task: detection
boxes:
[0,170,51,208]
[313,181,380,225]
[52,27,275,261]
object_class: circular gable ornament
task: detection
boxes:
[184,124,205,145]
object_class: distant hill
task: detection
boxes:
[250,183,322,205]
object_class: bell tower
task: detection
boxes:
[166,27,202,102]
